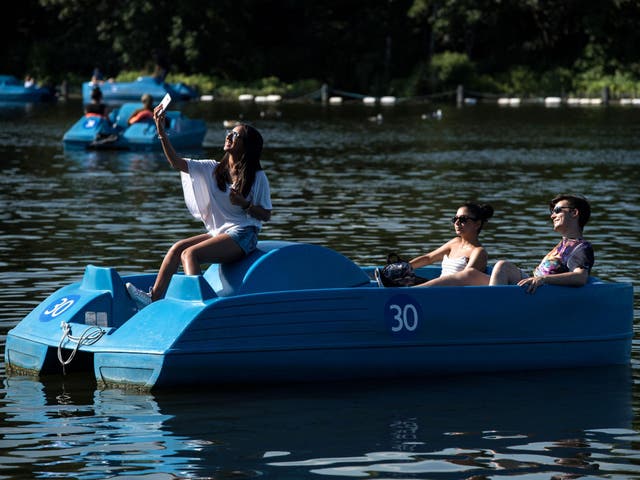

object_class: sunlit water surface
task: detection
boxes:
[0,99,639,479]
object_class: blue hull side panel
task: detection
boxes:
[4,241,634,389]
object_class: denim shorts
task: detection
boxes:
[225,225,259,254]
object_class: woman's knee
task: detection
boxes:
[180,246,198,266]
[167,238,192,257]
[489,260,511,285]
[493,260,509,272]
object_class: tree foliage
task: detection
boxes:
[2,0,640,96]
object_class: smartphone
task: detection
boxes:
[158,93,172,113]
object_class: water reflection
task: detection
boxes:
[1,376,198,478]
[0,366,634,478]
[63,146,170,171]
[1,101,639,478]
[0,101,38,117]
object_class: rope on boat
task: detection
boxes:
[58,321,105,374]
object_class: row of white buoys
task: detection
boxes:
[238,93,282,103]
[326,95,398,105]
[362,95,397,105]
[497,96,609,106]
[210,91,640,107]
[544,97,562,106]
[495,97,640,106]
[497,97,521,106]
[566,97,603,106]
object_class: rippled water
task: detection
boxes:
[0,99,639,478]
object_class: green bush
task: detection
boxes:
[107,71,321,100]
[430,51,475,88]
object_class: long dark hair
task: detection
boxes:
[214,123,264,196]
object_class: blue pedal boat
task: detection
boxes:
[4,241,634,390]
[82,76,198,105]
[0,75,56,102]
[62,102,207,150]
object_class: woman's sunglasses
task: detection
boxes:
[452,215,477,224]
[226,130,240,140]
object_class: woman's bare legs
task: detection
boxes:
[180,233,245,275]
[151,233,245,300]
[414,268,489,287]
[151,233,209,300]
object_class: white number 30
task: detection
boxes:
[389,302,419,332]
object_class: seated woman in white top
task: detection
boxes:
[409,202,494,287]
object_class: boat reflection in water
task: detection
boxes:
[1,366,635,478]
[62,147,204,171]
[159,366,636,479]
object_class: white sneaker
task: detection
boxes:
[126,282,152,309]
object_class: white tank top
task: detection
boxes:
[440,255,468,277]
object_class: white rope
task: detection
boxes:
[58,321,106,373]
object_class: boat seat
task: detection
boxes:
[114,103,144,129]
[203,241,371,297]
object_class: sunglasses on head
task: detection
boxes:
[452,215,477,224]
[550,206,574,214]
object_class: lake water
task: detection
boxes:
[0,98,639,479]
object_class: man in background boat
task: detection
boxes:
[489,194,594,293]
[128,93,154,124]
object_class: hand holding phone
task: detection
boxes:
[157,93,172,113]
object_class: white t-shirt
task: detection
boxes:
[181,158,272,236]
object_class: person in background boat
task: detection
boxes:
[408,202,494,287]
[489,194,593,293]
[84,86,108,117]
[125,112,272,309]
[23,74,35,88]
[127,93,154,124]
[90,66,104,85]
[152,49,169,82]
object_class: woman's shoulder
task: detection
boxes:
[467,243,488,261]
[184,158,218,173]
[253,169,271,184]
[444,236,464,248]
[186,158,218,165]
[472,241,488,252]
